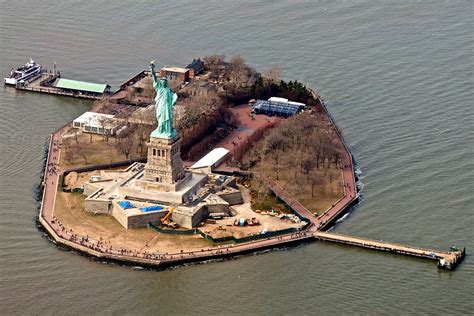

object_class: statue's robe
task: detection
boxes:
[152,79,177,138]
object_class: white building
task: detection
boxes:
[268,96,306,107]
[190,148,230,173]
[73,112,119,135]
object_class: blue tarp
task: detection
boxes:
[140,205,164,213]
[118,200,135,209]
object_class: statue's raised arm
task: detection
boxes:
[149,60,159,85]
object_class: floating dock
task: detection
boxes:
[314,231,465,270]
[12,72,110,100]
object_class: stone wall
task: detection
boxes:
[206,203,229,213]
[126,211,167,229]
[110,202,167,229]
[121,173,207,205]
[217,190,243,205]
[85,198,111,214]
[173,205,206,229]
[119,186,184,204]
[83,182,102,197]
[111,204,128,228]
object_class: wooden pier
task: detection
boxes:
[314,231,465,270]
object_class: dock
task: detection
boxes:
[13,72,110,100]
[314,231,466,270]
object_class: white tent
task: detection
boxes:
[190,148,230,169]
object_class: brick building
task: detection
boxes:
[160,66,190,82]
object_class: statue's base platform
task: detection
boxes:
[143,135,186,184]
[136,172,192,193]
[120,168,207,205]
[149,135,179,146]
[150,130,177,140]
[83,162,243,229]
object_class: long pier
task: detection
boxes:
[314,232,465,270]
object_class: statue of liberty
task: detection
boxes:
[149,61,178,139]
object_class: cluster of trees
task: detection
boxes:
[203,55,319,106]
[203,54,259,102]
[176,92,236,160]
[242,111,343,198]
[252,77,317,106]
[94,97,156,159]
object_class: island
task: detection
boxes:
[36,55,464,270]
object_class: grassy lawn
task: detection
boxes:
[59,130,146,169]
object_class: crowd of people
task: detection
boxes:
[48,212,312,264]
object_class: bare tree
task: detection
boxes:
[203,54,225,67]
[76,138,89,164]
[64,149,73,164]
[264,65,282,83]
[62,137,70,153]
[117,134,134,160]
[203,54,225,79]
[310,174,323,197]
[97,116,114,145]
[227,55,249,90]
[94,96,115,114]
[265,132,287,180]
[74,129,80,145]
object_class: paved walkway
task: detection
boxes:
[214,104,280,160]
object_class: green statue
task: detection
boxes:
[149,61,178,139]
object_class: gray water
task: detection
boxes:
[0,1,473,314]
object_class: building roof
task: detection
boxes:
[268,96,289,103]
[161,67,189,73]
[288,101,306,107]
[186,58,204,69]
[55,78,109,94]
[73,111,116,128]
[253,100,303,117]
[191,148,230,169]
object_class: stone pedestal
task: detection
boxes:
[143,135,186,191]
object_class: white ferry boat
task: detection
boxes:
[4,59,42,85]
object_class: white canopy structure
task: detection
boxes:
[73,111,119,135]
[190,148,230,170]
